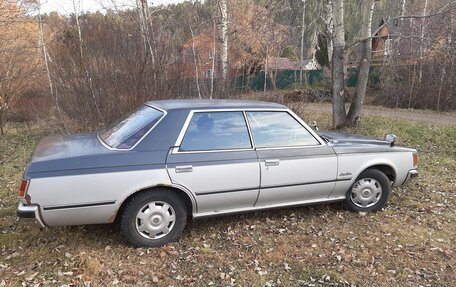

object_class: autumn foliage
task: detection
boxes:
[0,0,455,134]
[0,0,40,134]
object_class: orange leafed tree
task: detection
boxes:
[0,0,40,134]
[229,0,287,81]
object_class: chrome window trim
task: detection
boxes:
[245,110,325,150]
[255,144,324,151]
[172,108,326,154]
[243,111,256,149]
[97,104,167,151]
[172,148,255,154]
[173,109,280,154]
[287,109,326,145]
[176,110,254,152]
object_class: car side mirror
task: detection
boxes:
[385,133,396,146]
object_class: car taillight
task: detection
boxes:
[18,179,29,198]
[413,153,419,168]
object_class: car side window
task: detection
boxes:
[180,111,252,151]
[246,111,320,148]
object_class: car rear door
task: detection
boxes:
[166,111,260,215]
[246,111,338,207]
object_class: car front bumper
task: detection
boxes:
[17,202,46,228]
[402,169,419,186]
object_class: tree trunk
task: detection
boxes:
[264,46,268,93]
[326,0,334,70]
[0,109,4,136]
[347,0,376,124]
[437,65,446,111]
[409,62,417,108]
[299,0,306,85]
[418,0,428,83]
[398,0,407,27]
[219,0,228,81]
[210,18,216,99]
[38,0,59,114]
[137,0,157,93]
[331,0,346,128]
[189,26,202,99]
[305,24,318,60]
[269,69,278,91]
[73,0,102,119]
[394,0,407,57]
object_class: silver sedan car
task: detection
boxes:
[17,100,419,247]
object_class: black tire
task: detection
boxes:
[120,188,187,247]
[343,169,392,212]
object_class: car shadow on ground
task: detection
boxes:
[18,202,345,248]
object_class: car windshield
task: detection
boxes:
[99,105,163,149]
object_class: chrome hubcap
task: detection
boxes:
[135,201,176,240]
[350,178,382,208]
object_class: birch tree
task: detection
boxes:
[325,0,333,70]
[210,18,216,99]
[189,26,202,99]
[136,0,157,90]
[219,0,228,81]
[347,0,377,124]
[331,0,346,128]
[398,0,407,27]
[418,0,428,83]
[72,0,101,119]
[299,0,306,84]
[37,0,58,114]
[393,0,407,57]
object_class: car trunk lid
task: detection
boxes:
[25,133,112,175]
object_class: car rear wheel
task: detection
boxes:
[344,169,391,212]
[120,188,187,247]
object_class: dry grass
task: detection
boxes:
[0,108,455,287]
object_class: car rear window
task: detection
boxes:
[99,105,163,149]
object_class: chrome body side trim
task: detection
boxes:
[193,196,346,218]
[43,200,116,211]
[28,168,173,226]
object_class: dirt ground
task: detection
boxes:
[304,103,456,126]
[0,111,455,287]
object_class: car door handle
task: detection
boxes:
[175,165,193,173]
[264,159,280,166]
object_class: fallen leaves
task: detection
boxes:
[1,123,455,286]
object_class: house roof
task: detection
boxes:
[266,57,316,71]
[267,57,296,70]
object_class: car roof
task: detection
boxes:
[146,99,287,111]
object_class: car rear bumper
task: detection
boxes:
[17,202,46,228]
[402,169,419,186]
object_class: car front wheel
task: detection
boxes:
[344,169,391,212]
[120,188,187,247]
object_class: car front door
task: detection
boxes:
[166,111,260,215]
[246,111,338,207]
